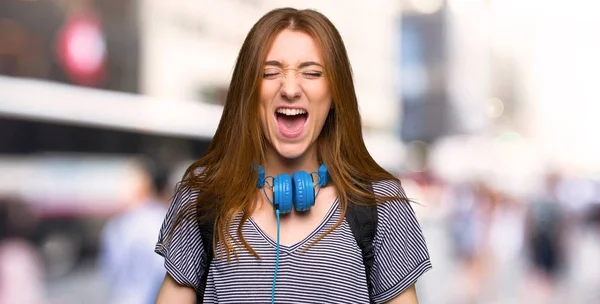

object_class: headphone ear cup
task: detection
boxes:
[317,164,328,186]
[256,165,266,188]
[292,171,315,212]
[274,174,293,214]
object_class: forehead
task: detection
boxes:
[265,30,323,65]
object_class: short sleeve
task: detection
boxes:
[370,180,432,303]
[154,185,205,292]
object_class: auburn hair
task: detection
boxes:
[168,7,405,261]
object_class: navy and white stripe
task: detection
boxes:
[155,179,432,304]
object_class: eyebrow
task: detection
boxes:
[264,60,323,69]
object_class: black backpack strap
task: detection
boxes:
[346,187,378,304]
[197,215,214,302]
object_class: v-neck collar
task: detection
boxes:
[248,198,339,253]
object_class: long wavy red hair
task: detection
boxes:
[170,7,404,261]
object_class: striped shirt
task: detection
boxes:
[155,179,432,303]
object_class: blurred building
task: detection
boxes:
[1,1,600,303]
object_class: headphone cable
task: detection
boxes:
[271,208,281,304]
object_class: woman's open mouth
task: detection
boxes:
[275,107,308,139]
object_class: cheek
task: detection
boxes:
[306,83,332,119]
[259,83,277,133]
[259,106,271,136]
[306,80,328,95]
[260,82,279,106]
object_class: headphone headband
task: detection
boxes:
[256,164,328,188]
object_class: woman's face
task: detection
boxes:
[259,30,332,162]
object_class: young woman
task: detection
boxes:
[155,7,432,304]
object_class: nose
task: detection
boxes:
[280,72,301,101]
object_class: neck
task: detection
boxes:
[263,146,320,177]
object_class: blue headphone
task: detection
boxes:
[256,164,329,214]
[255,163,329,304]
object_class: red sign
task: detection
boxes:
[55,10,107,87]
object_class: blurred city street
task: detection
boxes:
[2,0,600,303]
[45,260,108,304]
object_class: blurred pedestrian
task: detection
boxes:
[99,160,171,304]
[0,197,45,304]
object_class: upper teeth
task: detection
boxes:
[277,108,306,116]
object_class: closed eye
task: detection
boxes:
[302,71,323,79]
[263,70,281,79]
[262,68,323,79]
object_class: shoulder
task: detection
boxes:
[154,182,206,291]
[371,179,428,259]
[172,184,200,205]
[160,184,201,233]
[372,179,413,222]
[372,178,404,195]
[369,180,432,302]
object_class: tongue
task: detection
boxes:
[277,114,306,132]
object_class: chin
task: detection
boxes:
[273,142,310,160]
